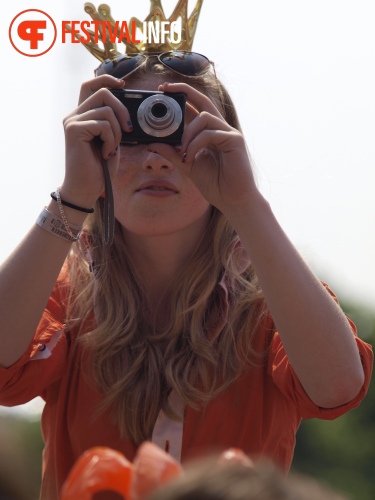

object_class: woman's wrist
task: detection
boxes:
[50,191,94,213]
[59,183,99,211]
[49,185,97,226]
[47,199,90,227]
[36,207,83,242]
[221,189,270,229]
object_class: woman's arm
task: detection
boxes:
[152,82,365,408]
[224,192,364,408]
[0,204,86,368]
[0,76,130,368]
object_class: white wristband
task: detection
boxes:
[36,207,82,242]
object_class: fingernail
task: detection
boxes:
[175,143,182,152]
[127,120,133,130]
[107,146,118,158]
[182,152,187,164]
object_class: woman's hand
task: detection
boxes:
[148,82,258,215]
[60,76,132,208]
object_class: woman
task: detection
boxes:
[0,55,372,500]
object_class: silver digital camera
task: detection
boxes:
[110,89,186,145]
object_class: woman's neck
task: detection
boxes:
[122,213,210,306]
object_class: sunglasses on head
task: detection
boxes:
[94,50,216,79]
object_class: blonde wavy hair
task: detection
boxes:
[66,59,266,444]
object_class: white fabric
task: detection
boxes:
[32,329,64,361]
[151,390,185,463]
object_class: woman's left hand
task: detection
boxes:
[148,82,258,214]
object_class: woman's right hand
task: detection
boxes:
[60,75,132,208]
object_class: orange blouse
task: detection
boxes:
[0,273,373,500]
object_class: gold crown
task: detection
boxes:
[67,0,204,62]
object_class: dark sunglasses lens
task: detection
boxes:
[95,54,146,78]
[159,51,210,76]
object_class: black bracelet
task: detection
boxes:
[50,192,94,213]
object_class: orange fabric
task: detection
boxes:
[0,275,373,500]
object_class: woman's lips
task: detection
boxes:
[135,181,179,197]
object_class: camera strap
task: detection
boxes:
[100,157,115,245]
[94,138,115,245]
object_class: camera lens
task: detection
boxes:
[151,102,168,119]
[144,99,174,129]
[138,94,183,137]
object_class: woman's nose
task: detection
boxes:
[141,151,174,172]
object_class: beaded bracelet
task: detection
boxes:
[50,190,94,213]
[36,207,82,242]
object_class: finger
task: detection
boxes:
[185,102,200,125]
[78,75,125,104]
[64,87,133,134]
[158,82,224,120]
[65,119,117,160]
[182,111,232,153]
[65,106,123,148]
[183,130,240,164]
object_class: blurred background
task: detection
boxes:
[0,0,374,498]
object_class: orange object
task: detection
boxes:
[60,446,133,500]
[131,442,183,499]
[60,442,183,500]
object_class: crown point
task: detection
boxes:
[84,3,96,15]
[98,4,112,17]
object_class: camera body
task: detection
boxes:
[110,89,186,145]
